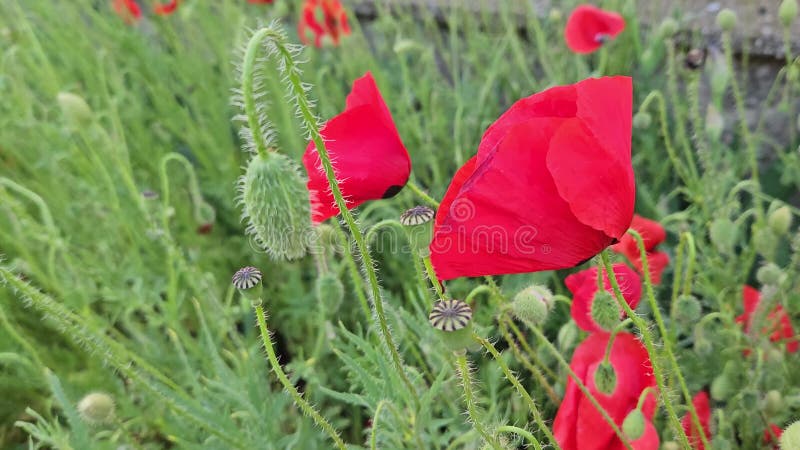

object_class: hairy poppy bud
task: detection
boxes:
[709,218,737,254]
[511,285,553,326]
[711,373,734,401]
[557,321,579,352]
[429,300,474,353]
[658,18,678,38]
[633,112,652,129]
[769,205,793,236]
[716,9,737,31]
[594,361,617,395]
[753,225,778,259]
[591,291,619,331]
[674,295,702,324]
[705,104,725,141]
[764,390,784,416]
[780,421,800,450]
[315,272,344,310]
[241,152,312,260]
[757,263,785,286]
[622,409,646,440]
[57,92,93,127]
[548,8,562,22]
[77,392,115,425]
[694,335,713,356]
[780,0,798,27]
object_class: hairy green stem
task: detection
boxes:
[406,181,440,208]
[455,353,503,450]
[497,425,541,450]
[423,256,446,301]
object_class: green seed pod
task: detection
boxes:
[77,392,115,425]
[594,361,617,395]
[709,217,737,254]
[780,421,800,450]
[591,291,620,331]
[633,112,652,130]
[429,300,474,353]
[315,272,344,311]
[658,18,679,38]
[779,0,799,27]
[232,266,263,306]
[400,206,435,256]
[716,9,737,31]
[674,295,702,324]
[769,205,793,236]
[557,321,579,353]
[57,92,93,127]
[764,390,784,416]
[622,409,646,440]
[241,152,312,260]
[511,285,553,326]
[757,263,785,286]
[711,373,734,401]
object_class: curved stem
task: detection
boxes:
[497,425,541,450]
[406,181,440,208]
[253,304,347,450]
[240,28,271,158]
[455,353,503,450]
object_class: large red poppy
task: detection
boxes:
[565,263,642,332]
[298,0,352,47]
[565,5,626,54]
[429,76,634,280]
[302,72,410,223]
[681,391,712,450]
[611,215,669,285]
[113,0,142,23]
[554,332,659,450]
[736,285,798,353]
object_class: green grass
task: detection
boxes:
[1,0,799,448]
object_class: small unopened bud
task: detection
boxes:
[716,9,737,31]
[694,335,713,357]
[757,263,785,286]
[594,361,617,395]
[780,421,800,450]
[709,218,737,254]
[767,347,785,364]
[753,225,778,259]
[661,441,680,450]
[711,373,734,401]
[633,112,652,130]
[548,8,562,22]
[429,299,473,353]
[557,321,578,352]
[769,205,793,236]
[779,0,798,28]
[77,392,115,425]
[764,390,784,416]
[315,272,344,310]
[658,18,679,38]
[674,295,702,324]
[705,104,724,141]
[57,92,93,127]
[623,409,646,440]
[511,285,552,326]
[591,291,620,331]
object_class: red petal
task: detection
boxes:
[434,156,477,229]
[565,4,626,54]
[113,0,142,22]
[566,264,643,332]
[764,424,783,448]
[302,74,410,223]
[154,0,179,15]
[742,285,761,315]
[681,391,712,450]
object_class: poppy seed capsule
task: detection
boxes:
[401,206,435,256]
[429,299,474,353]
[780,0,798,27]
[232,266,263,305]
[77,392,115,425]
[716,8,737,31]
[780,421,800,450]
[622,409,645,440]
[511,285,552,326]
[241,152,312,260]
[594,361,617,395]
[590,291,620,331]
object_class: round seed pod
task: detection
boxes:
[400,206,435,256]
[77,392,115,425]
[232,266,263,306]
[716,9,737,31]
[429,299,474,353]
[241,152,312,260]
[779,0,798,27]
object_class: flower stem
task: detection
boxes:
[497,425,542,450]
[406,181,440,208]
[423,256,446,301]
[455,352,503,450]
[252,304,347,450]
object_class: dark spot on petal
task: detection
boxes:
[382,185,403,199]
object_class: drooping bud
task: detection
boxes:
[622,409,646,440]
[779,0,798,28]
[764,390,784,416]
[557,321,578,353]
[232,266,263,306]
[674,295,702,324]
[315,272,344,311]
[591,291,620,331]
[400,205,435,256]
[711,373,734,401]
[753,225,778,259]
[240,152,312,260]
[594,361,617,395]
[633,111,652,130]
[709,217,737,254]
[716,9,737,31]
[757,263,785,286]
[694,334,713,357]
[511,285,553,326]
[77,392,115,425]
[780,421,800,450]
[429,299,474,353]
[768,205,793,236]
[57,92,93,127]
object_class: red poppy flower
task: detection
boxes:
[611,215,669,285]
[430,76,634,280]
[565,5,625,54]
[565,263,642,332]
[736,285,798,354]
[554,332,658,450]
[154,0,179,15]
[113,0,142,23]
[681,391,712,450]
[298,0,352,47]
[302,72,410,223]
[764,424,783,449]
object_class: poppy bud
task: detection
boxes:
[77,392,115,425]
[764,390,784,416]
[590,291,620,331]
[767,347,785,364]
[429,300,474,353]
[779,0,798,27]
[633,111,652,129]
[400,206,435,256]
[705,104,725,141]
[57,92,93,127]
[622,408,646,440]
[709,217,737,254]
[594,361,617,395]
[780,421,800,450]
[658,18,678,38]
[757,263,785,286]
[694,334,713,356]
[716,9,737,31]
[711,373,734,401]
[232,266,263,306]
[742,390,759,410]
[661,441,680,450]
[511,285,553,326]
[548,8,562,22]
[640,48,661,74]
[241,152,312,260]
[753,225,778,259]
[557,321,578,353]
[315,272,344,311]
[674,295,702,324]
[768,205,793,236]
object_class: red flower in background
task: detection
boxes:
[566,263,642,332]
[565,5,625,54]
[113,0,142,23]
[736,285,798,354]
[764,424,783,449]
[248,0,275,3]
[554,332,659,450]
[429,76,635,280]
[298,0,352,47]
[611,215,669,284]
[154,0,179,15]
[302,72,410,223]
[681,391,712,450]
